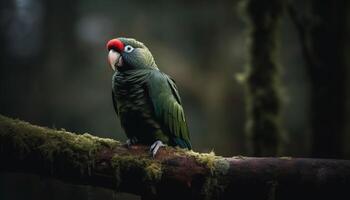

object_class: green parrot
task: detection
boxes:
[106,37,191,156]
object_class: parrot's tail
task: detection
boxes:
[173,138,192,150]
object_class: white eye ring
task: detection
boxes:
[124,45,134,53]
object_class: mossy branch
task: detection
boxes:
[1,115,350,200]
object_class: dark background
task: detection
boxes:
[0,0,349,199]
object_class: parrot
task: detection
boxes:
[106,37,192,156]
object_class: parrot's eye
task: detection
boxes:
[124,45,134,53]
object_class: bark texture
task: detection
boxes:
[0,115,350,200]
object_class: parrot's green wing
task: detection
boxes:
[147,71,191,149]
[112,90,119,116]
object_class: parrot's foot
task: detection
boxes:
[126,137,138,148]
[150,140,166,158]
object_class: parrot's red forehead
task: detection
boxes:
[106,38,124,52]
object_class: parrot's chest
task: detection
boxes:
[113,72,149,113]
[113,71,160,140]
[117,84,148,113]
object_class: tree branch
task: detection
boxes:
[0,114,349,200]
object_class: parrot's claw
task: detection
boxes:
[150,140,166,158]
[126,139,132,148]
[126,137,138,148]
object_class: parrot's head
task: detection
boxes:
[106,37,157,71]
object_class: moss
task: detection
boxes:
[145,162,162,181]
[214,158,230,175]
[199,158,230,200]
[111,154,162,189]
[232,155,247,160]
[183,150,231,199]
[168,148,230,198]
[0,114,119,175]
[0,114,164,193]
[1,115,232,198]
[185,150,230,176]
[186,150,217,174]
[201,176,219,200]
[279,156,292,160]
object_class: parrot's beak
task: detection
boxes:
[108,50,123,71]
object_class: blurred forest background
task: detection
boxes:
[0,0,349,199]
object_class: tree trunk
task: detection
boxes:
[244,0,284,156]
[1,115,350,200]
[288,0,348,158]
